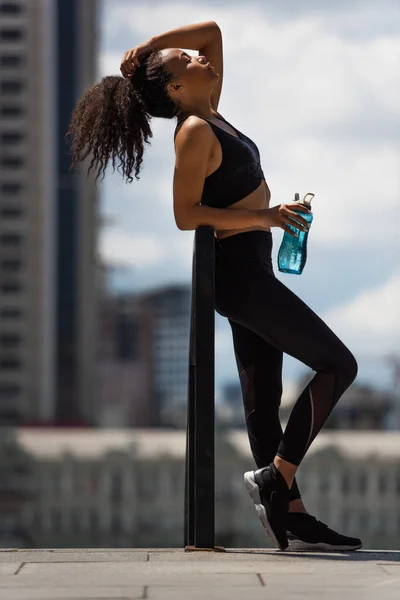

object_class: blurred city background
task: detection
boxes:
[0,0,399,550]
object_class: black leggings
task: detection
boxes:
[214,230,358,502]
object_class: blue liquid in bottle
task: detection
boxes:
[277,192,315,275]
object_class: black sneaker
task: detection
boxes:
[244,463,290,550]
[285,512,363,552]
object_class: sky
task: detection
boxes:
[97,0,400,400]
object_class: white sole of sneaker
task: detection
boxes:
[244,470,286,550]
[287,539,363,552]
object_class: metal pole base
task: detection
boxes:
[185,545,225,553]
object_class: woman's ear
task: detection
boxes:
[167,82,182,97]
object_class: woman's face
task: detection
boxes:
[161,48,218,99]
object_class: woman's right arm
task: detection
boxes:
[173,118,311,235]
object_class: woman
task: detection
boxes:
[67,21,362,552]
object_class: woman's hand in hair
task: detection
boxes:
[120,40,154,78]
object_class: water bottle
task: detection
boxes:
[277,192,315,274]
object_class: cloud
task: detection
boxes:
[99,224,196,271]
[99,50,122,76]
[322,273,400,357]
[99,0,399,391]
[273,141,399,246]
[98,227,164,268]
[102,0,400,42]
[100,1,400,250]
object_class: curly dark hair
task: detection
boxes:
[65,49,179,186]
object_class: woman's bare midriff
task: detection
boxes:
[213,179,271,240]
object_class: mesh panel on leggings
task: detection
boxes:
[277,369,338,466]
[237,361,303,502]
[238,364,256,420]
[305,371,338,453]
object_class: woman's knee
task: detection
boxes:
[315,344,358,387]
[337,346,358,386]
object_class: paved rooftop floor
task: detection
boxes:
[0,547,399,599]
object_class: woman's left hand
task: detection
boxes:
[120,40,154,79]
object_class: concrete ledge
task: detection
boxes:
[0,548,399,600]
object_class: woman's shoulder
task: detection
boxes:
[174,109,225,139]
[174,113,216,142]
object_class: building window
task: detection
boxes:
[1,182,23,194]
[116,314,139,360]
[358,472,367,493]
[0,105,23,117]
[0,54,23,68]
[0,206,23,218]
[378,473,387,494]
[0,80,23,94]
[88,470,99,493]
[1,131,23,144]
[89,508,98,533]
[0,307,22,319]
[51,466,62,497]
[0,333,22,348]
[0,408,22,423]
[0,382,21,397]
[1,283,22,294]
[0,3,24,15]
[0,29,24,42]
[32,509,42,529]
[341,472,349,493]
[110,472,123,502]
[1,258,22,271]
[70,508,80,534]
[137,466,157,497]
[1,156,24,168]
[111,512,122,534]
[51,508,62,532]
[0,358,21,369]
[319,475,330,493]
[359,510,369,530]
[0,233,22,246]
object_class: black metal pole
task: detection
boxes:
[184,226,223,551]
[184,250,196,547]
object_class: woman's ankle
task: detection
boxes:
[288,498,308,514]
[273,456,297,490]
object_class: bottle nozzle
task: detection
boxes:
[302,192,315,206]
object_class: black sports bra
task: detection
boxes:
[174,112,265,209]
